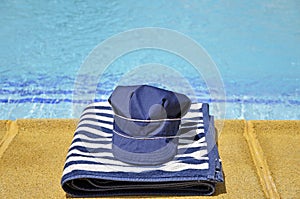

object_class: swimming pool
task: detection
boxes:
[0,0,299,120]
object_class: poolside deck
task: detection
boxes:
[0,119,299,198]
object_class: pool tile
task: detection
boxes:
[249,120,300,199]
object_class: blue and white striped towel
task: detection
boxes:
[61,102,223,197]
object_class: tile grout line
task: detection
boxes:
[0,120,19,159]
[243,120,280,199]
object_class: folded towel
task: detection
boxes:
[61,102,223,197]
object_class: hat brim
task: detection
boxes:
[112,131,179,165]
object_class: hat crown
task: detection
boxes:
[109,85,191,120]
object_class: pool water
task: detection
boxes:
[0,0,299,120]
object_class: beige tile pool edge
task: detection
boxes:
[248,121,300,199]
[0,121,18,159]
[244,121,280,199]
[0,119,299,198]
[0,119,78,199]
[0,120,9,144]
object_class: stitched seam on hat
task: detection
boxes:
[113,130,182,140]
[114,113,182,122]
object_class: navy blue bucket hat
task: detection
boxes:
[108,85,191,165]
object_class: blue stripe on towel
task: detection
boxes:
[68,146,112,153]
[74,131,112,139]
[72,138,111,145]
[77,123,113,131]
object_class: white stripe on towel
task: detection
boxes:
[63,162,209,176]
